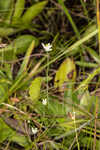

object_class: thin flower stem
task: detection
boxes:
[46,53,49,101]
[96,0,100,55]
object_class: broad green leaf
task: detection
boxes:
[0,118,14,143]
[0,27,18,37]
[13,35,39,54]
[12,0,25,24]
[22,1,47,23]
[0,35,39,60]
[0,118,29,147]
[54,58,76,92]
[29,77,43,102]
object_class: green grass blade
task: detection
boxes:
[58,0,80,39]
[22,1,47,24]
[76,67,100,91]
[12,0,25,23]
[76,61,98,68]
[85,46,100,64]
[16,40,35,79]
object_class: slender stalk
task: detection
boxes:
[93,97,98,150]
[96,0,100,54]
[46,53,49,101]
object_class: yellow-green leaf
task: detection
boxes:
[76,67,100,92]
[0,0,11,20]
[54,58,76,91]
[29,77,43,102]
[0,35,39,60]
[12,0,25,24]
[22,1,47,23]
[80,90,91,106]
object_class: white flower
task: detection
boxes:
[72,112,76,120]
[42,99,47,105]
[31,127,38,134]
[42,43,52,52]
[27,120,30,124]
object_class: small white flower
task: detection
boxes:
[42,43,52,52]
[31,127,38,134]
[42,99,47,105]
[27,120,30,124]
[72,112,76,120]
